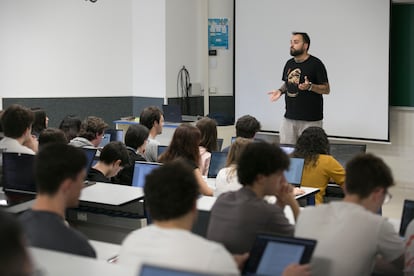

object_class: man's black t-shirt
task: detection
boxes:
[282,55,328,121]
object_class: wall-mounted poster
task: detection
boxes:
[208,18,229,49]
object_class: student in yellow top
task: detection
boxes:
[292,126,344,204]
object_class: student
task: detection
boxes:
[295,153,404,276]
[38,128,68,150]
[113,124,149,185]
[68,116,108,148]
[292,126,345,204]
[118,159,240,274]
[207,142,300,254]
[87,141,129,183]
[0,210,33,276]
[139,106,164,162]
[19,143,96,258]
[0,104,38,166]
[30,107,48,138]
[159,124,213,196]
[196,117,218,176]
[222,115,261,153]
[58,114,82,142]
[214,137,252,197]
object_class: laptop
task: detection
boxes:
[329,143,366,167]
[207,151,228,178]
[82,148,98,174]
[140,264,220,276]
[284,157,305,187]
[99,133,111,148]
[163,104,182,123]
[2,152,36,194]
[243,234,317,276]
[157,145,168,157]
[132,161,162,188]
[399,199,414,236]
[216,138,223,151]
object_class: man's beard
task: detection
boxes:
[290,47,304,57]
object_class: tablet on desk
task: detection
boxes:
[243,234,316,276]
[140,264,220,276]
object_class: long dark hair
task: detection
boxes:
[159,123,201,165]
[196,117,218,152]
[292,127,330,167]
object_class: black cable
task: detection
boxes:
[176,66,191,114]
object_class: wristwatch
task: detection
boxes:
[308,82,313,91]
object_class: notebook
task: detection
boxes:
[284,157,305,187]
[131,161,162,188]
[207,151,228,178]
[162,104,182,123]
[2,152,36,194]
[399,199,414,236]
[243,234,317,276]
[139,264,219,276]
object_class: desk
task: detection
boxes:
[90,240,121,261]
[29,247,137,276]
[296,187,320,206]
[67,183,146,244]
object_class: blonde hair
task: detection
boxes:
[225,137,252,179]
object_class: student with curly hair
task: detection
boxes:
[292,126,344,204]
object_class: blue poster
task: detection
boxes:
[208,18,229,49]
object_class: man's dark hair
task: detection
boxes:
[1,104,34,139]
[59,114,82,142]
[139,106,163,130]
[38,128,68,149]
[125,124,149,150]
[78,116,108,141]
[345,153,394,199]
[238,142,289,186]
[144,159,199,221]
[292,32,311,50]
[35,144,87,195]
[99,141,129,167]
[235,115,261,138]
[0,210,31,276]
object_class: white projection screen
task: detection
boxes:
[235,0,390,141]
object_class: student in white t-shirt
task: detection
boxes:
[118,159,240,275]
[139,106,164,162]
[295,153,404,276]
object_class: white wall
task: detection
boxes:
[165,0,205,99]
[0,0,133,101]
[132,0,166,98]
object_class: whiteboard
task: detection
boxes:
[235,0,390,141]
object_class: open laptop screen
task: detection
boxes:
[207,151,228,178]
[2,152,36,194]
[132,162,162,188]
[99,133,111,148]
[284,157,305,187]
[243,234,317,276]
[82,148,98,174]
[400,199,414,236]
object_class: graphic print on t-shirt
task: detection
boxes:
[287,68,301,97]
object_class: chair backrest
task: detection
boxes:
[207,151,228,178]
[329,143,367,167]
[2,152,36,194]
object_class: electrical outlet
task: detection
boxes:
[209,87,217,94]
